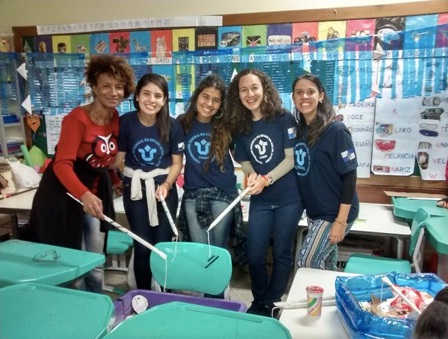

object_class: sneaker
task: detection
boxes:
[260,304,281,319]
[246,302,262,315]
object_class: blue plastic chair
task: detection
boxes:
[103,230,133,294]
[150,242,232,296]
[344,207,430,275]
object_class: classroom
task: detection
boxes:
[0,1,448,338]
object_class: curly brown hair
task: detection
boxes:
[227,68,284,136]
[292,73,335,146]
[85,54,135,98]
[178,74,231,172]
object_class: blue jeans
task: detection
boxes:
[75,214,105,293]
[185,197,233,299]
[184,198,233,249]
[247,201,302,306]
[123,184,178,290]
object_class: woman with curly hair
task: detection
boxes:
[292,73,359,271]
[177,74,245,298]
[227,68,303,316]
[30,54,136,293]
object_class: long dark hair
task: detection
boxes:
[227,68,285,136]
[133,73,171,144]
[292,73,335,146]
[178,74,231,171]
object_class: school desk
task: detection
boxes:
[424,215,448,282]
[295,203,411,263]
[279,268,357,339]
[392,197,448,221]
[0,188,128,237]
[0,282,113,339]
[0,239,105,287]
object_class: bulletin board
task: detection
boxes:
[10,0,448,203]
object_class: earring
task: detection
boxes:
[214,108,224,119]
[319,100,322,104]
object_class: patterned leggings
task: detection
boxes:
[297,219,353,270]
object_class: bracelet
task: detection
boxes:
[334,219,348,227]
[260,175,271,187]
[161,181,172,189]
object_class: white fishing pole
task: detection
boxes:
[159,194,179,237]
[207,186,251,232]
[67,193,167,260]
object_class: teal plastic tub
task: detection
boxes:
[335,272,446,339]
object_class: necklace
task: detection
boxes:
[88,109,113,126]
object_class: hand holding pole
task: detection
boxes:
[67,193,167,260]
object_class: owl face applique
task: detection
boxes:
[85,134,118,168]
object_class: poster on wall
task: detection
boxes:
[34,36,53,53]
[90,33,110,54]
[217,26,242,49]
[266,23,292,46]
[172,28,195,52]
[109,32,131,54]
[45,114,65,155]
[150,29,173,63]
[130,31,151,53]
[71,34,90,54]
[416,93,448,180]
[195,27,218,50]
[0,35,14,52]
[371,96,419,176]
[242,25,267,47]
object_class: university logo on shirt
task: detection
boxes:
[294,141,310,176]
[250,134,273,164]
[187,133,210,164]
[132,137,164,166]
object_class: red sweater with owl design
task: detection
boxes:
[53,107,120,199]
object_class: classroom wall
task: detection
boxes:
[0,0,434,33]
[3,0,447,203]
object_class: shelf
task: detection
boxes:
[0,53,26,158]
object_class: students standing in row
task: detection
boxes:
[113,73,184,290]
[292,73,359,271]
[30,54,136,293]
[227,69,303,316]
[177,74,245,298]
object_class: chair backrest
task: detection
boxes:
[409,207,430,273]
[106,230,133,255]
[150,242,232,295]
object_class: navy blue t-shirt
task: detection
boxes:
[182,118,237,196]
[234,112,300,205]
[118,111,184,182]
[294,121,359,222]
